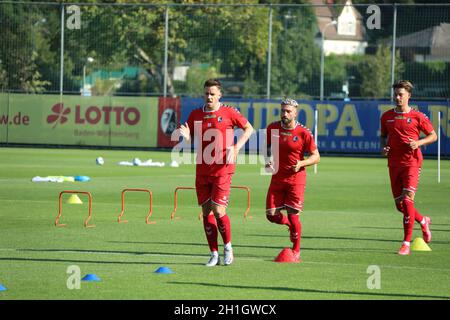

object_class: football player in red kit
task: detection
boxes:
[178,79,253,266]
[380,80,437,255]
[265,98,320,262]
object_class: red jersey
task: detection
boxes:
[186,104,249,177]
[267,121,317,183]
[380,108,434,168]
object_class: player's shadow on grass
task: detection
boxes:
[358,226,450,235]
[247,234,399,243]
[18,247,202,257]
[251,234,450,245]
[109,240,283,250]
[352,227,450,243]
[353,223,450,232]
[110,240,307,251]
[108,241,389,254]
[428,229,450,233]
[0,256,200,266]
[168,281,450,300]
[354,226,407,230]
[5,248,209,266]
[355,225,450,232]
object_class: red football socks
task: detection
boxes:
[414,208,424,223]
[203,213,218,252]
[217,214,232,245]
[402,198,416,242]
[396,199,424,223]
[288,214,301,253]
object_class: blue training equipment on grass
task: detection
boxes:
[0,284,7,291]
[75,175,91,182]
[82,274,101,281]
[154,266,174,274]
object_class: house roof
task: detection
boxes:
[311,0,366,41]
[395,23,450,57]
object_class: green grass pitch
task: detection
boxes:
[0,147,449,300]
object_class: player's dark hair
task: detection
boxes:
[392,80,414,94]
[204,79,222,90]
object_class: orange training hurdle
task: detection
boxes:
[55,190,95,228]
[231,185,252,219]
[170,187,199,220]
[117,188,155,224]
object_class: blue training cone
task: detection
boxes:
[154,266,174,274]
[82,274,101,281]
[0,284,7,291]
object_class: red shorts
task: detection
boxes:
[388,166,421,199]
[266,180,305,212]
[195,174,232,207]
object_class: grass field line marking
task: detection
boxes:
[1,248,450,273]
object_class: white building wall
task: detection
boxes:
[323,39,367,55]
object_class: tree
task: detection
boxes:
[269,5,320,98]
[60,0,271,96]
[184,63,219,97]
[175,2,270,96]
[358,45,403,98]
[0,63,7,90]
[0,3,51,92]
[236,1,321,98]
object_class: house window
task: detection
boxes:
[338,20,356,36]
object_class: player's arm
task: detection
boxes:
[408,113,437,150]
[293,149,320,172]
[265,143,272,161]
[264,143,274,172]
[380,134,389,156]
[264,126,274,171]
[179,113,195,143]
[380,114,390,156]
[234,122,253,152]
[408,131,437,150]
[179,122,191,142]
[227,122,253,164]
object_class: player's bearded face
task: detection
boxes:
[280,105,297,125]
[204,86,222,109]
[394,88,411,108]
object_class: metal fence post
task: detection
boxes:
[59,4,65,100]
[320,20,337,101]
[266,5,273,100]
[163,5,169,98]
[390,3,397,102]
